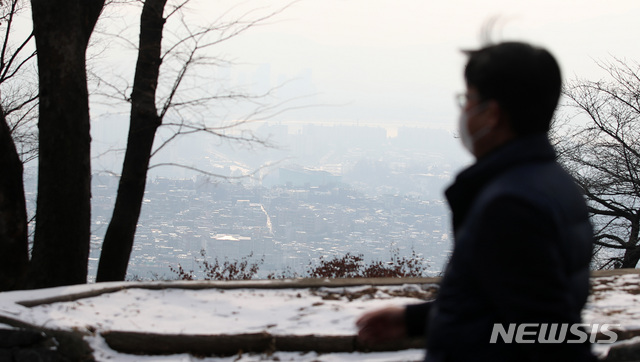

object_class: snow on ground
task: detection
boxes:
[25,285,430,336]
[584,273,640,330]
[0,281,434,361]
[1,273,640,361]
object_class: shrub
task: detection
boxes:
[307,250,427,279]
[169,249,262,281]
[307,253,363,278]
[170,249,428,281]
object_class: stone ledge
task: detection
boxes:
[16,276,441,308]
[3,270,640,361]
[604,339,640,362]
[0,327,93,362]
[14,269,640,308]
[101,331,425,356]
[591,269,640,278]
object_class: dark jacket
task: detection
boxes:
[406,135,595,361]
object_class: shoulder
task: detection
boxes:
[477,160,587,220]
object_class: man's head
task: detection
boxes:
[457,42,562,158]
[463,41,562,136]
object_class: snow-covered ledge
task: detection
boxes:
[1,271,639,361]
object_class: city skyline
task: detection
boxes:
[25,122,461,281]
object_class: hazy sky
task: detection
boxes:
[185,0,640,129]
[88,0,640,176]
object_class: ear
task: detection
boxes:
[482,100,501,128]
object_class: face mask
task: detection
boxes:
[457,104,492,155]
[458,111,474,153]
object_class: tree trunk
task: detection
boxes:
[0,108,29,291]
[621,249,640,269]
[27,0,104,288]
[621,244,640,269]
[620,219,640,268]
[96,0,167,282]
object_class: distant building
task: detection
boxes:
[277,167,341,187]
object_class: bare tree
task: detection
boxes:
[0,0,35,291]
[96,0,294,281]
[555,58,640,269]
[0,106,28,290]
[96,0,167,282]
[26,0,105,288]
[0,0,294,288]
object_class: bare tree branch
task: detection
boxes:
[0,0,39,164]
[559,58,640,268]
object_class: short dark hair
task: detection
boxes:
[463,42,562,135]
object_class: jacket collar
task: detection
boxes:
[445,134,557,230]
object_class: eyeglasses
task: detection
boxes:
[455,93,481,108]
